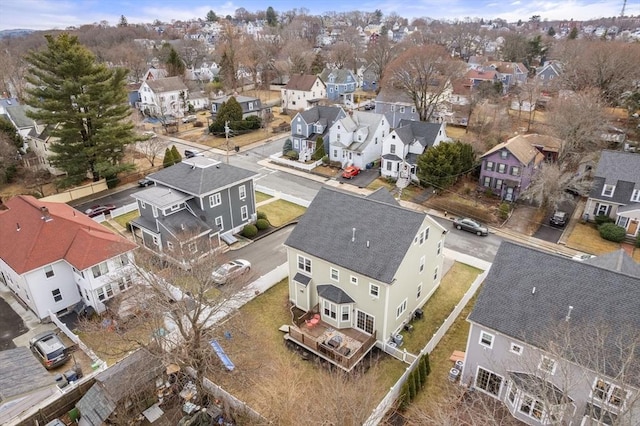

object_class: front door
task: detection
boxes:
[295,282,309,311]
[356,310,375,335]
[628,219,639,236]
[505,187,514,202]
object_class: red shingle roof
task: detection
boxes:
[0,195,136,274]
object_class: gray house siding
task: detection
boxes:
[196,180,255,234]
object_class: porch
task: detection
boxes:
[285,309,377,372]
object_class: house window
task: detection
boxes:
[437,240,442,255]
[97,287,106,302]
[323,300,337,319]
[592,378,628,408]
[425,227,429,241]
[595,203,611,216]
[475,367,503,397]
[152,235,159,246]
[602,184,615,197]
[538,356,556,375]
[44,265,55,278]
[485,161,494,171]
[510,166,520,176]
[209,193,222,207]
[92,262,109,278]
[411,106,416,113]
[117,254,129,267]
[239,185,246,200]
[333,149,337,157]
[167,241,174,251]
[483,176,491,187]
[248,102,254,110]
[399,106,405,113]
[241,205,248,220]
[495,179,503,190]
[386,162,392,171]
[631,189,640,202]
[341,305,350,321]
[350,275,358,285]
[369,283,379,298]
[356,310,375,334]
[433,266,439,281]
[297,255,311,273]
[189,242,197,253]
[417,283,422,299]
[519,395,544,420]
[52,289,62,302]
[140,200,146,209]
[390,145,396,154]
[396,299,407,318]
[330,268,339,281]
[479,331,494,348]
[105,284,114,298]
[215,216,223,229]
[170,204,180,212]
[497,163,506,174]
[510,343,523,355]
[500,151,508,159]
[419,230,425,244]
[419,256,425,273]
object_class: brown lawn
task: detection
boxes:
[565,222,623,255]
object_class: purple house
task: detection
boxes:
[478,135,544,201]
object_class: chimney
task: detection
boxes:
[352,228,356,242]
[16,222,21,231]
[565,306,573,322]
[40,206,52,222]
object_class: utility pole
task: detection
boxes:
[225,120,230,164]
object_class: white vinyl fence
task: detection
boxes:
[268,153,323,172]
[255,185,311,208]
[110,202,139,218]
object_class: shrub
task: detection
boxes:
[282,138,292,154]
[285,150,299,160]
[242,224,258,238]
[594,214,614,226]
[193,121,204,127]
[321,155,329,165]
[255,218,270,230]
[498,202,511,220]
[598,222,626,243]
[257,211,267,220]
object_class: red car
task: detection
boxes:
[84,204,116,218]
[342,166,361,179]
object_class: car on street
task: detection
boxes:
[452,217,489,236]
[549,210,568,228]
[212,259,251,284]
[182,115,197,123]
[184,149,204,158]
[84,204,116,218]
[342,166,361,179]
[363,103,375,111]
[29,331,71,369]
[138,178,154,187]
[572,252,596,261]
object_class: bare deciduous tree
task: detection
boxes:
[136,133,165,167]
[364,37,397,88]
[520,162,592,209]
[384,44,466,122]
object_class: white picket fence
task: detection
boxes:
[268,153,323,172]
[255,184,311,208]
[376,341,419,364]
[363,268,489,426]
[110,202,139,218]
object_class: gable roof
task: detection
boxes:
[319,68,355,84]
[145,76,188,93]
[468,242,640,385]
[0,196,136,274]
[366,188,400,206]
[0,347,54,402]
[396,119,444,149]
[336,111,384,151]
[516,133,563,153]
[466,69,498,81]
[593,150,640,186]
[147,157,257,197]
[481,134,543,165]
[285,74,324,91]
[284,186,429,284]
[297,105,345,129]
[583,249,640,277]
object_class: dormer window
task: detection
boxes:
[630,189,639,202]
[602,184,615,197]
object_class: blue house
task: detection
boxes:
[289,106,346,161]
[319,68,357,103]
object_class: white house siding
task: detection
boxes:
[23,260,80,319]
[0,258,34,312]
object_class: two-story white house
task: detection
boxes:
[130,157,258,263]
[281,74,326,111]
[284,187,447,370]
[0,196,138,319]
[138,76,189,116]
[381,119,450,183]
[462,242,640,426]
[328,111,389,169]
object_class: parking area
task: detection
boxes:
[336,167,380,188]
[532,196,579,243]
[0,296,28,350]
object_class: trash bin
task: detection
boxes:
[234,146,240,152]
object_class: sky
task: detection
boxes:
[0,0,638,31]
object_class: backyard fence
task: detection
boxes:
[255,184,311,208]
[110,202,139,219]
[49,310,105,368]
[41,179,108,203]
[363,268,489,426]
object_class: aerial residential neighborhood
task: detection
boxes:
[0,2,639,426]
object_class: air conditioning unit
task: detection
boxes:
[392,334,404,346]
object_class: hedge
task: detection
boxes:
[256,219,270,230]
[598,222,626,243]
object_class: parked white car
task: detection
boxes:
[211,259,251,284]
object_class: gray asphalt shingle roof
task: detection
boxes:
[284,186,426,284]
[298,106,344,127]
[317,284,355,304]
[583,249,640,277]
[158,209,213,236]
[397,119,443,149]
[588,150,640,203]
[131,186,190,209]
[148,158,256,196]
[469,242,640,385]
[0,347,54,402]
[366,188,400,206]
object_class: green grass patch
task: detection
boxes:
[401,262,481,354]
[257,199,307,227]
[112,210,139,228]
[255,191,273,204]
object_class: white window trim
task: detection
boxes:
[341,305,350,322]
[369,283,380,298]
[510,342,523,355]
[323,299,337,319]
[330,267,339,282]
[239,185,246,200]
[350,275,358,286]
[419,256,425,273]
[210,192,222,207]
[538,355,557,375]
[590,377,629,409]
[297,255,311,273]
[417,283,422,299]
[479,331,494,348]
[215,216,223,229]
[631,188,640,202]
[241,205,248,221]
[475,366,504,398]
[44,265,55,279]
[602,184,615,197]
[396,299,407,319]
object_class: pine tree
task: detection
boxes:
[170,145,182,163]
[266,7,277,27]
[24,34,136,188]
[166,47,185,77]
[311,52,325,75]
[163,147,174,168]
[568,27,579,40]
[424,352,431,376]
[312,136,325,160]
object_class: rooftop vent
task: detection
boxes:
[352,227,356,242]
[16,222,21,231]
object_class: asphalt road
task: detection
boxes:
[431,216,501,262]
[0,296,28,350]
[72,185,142,213]
[230,225,293,278]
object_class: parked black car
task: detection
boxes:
[550,210,568,228]
[138,178,153,187]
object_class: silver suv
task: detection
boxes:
[29,331,70,369]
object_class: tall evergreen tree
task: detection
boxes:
[166,47,185,77]
[266,7,277,26]
[24,34,136,188]
[206,10,218,22]
[170,145,182,163]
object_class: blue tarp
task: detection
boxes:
[210,339,235,371]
